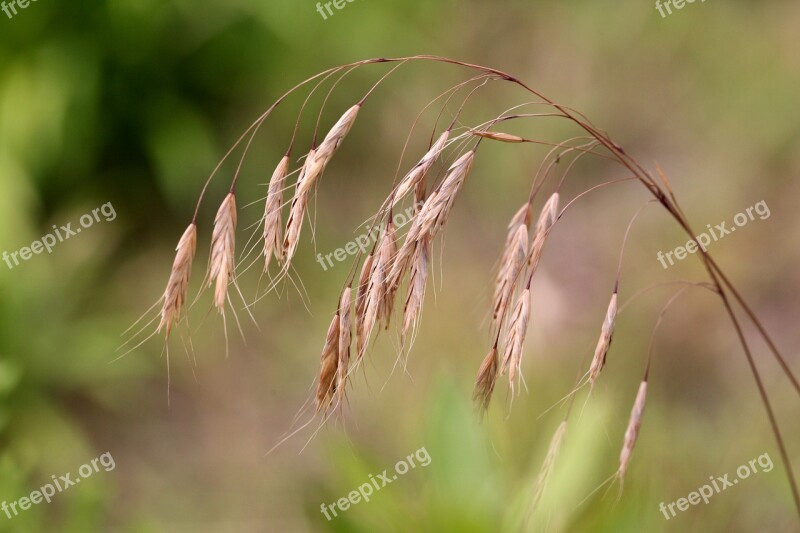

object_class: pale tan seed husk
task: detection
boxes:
[158,223,197,336]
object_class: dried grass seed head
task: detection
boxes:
[528,420,568,514]
[493,220,530,326]
[360,225,395,357]
[618,380,648,483]
[501,288,531,392]
[263,156,290,269]
[393,130,450,204]
[589,291,618,387]
[527,192,559,273]
[336,287,352,405]
[474,346,499,411]
[283,149,317,265]
[472,131,525,143]
[208,193,237,311]
[316,312,341,413]
[355,253,374,358]
[402,234,431,343]
[298,105,360,198]
[158,223,197,336]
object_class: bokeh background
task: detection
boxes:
[1,0,799,531]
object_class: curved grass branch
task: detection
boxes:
[151,55,799,516]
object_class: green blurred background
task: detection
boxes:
[1,0,799,531]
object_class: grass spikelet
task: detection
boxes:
[473,346,499,411]
[283,149,317,264]
[424,150,474,235]
[355,253,374,359]
[297,105,360,199]
[263,156,289,270]
[401,235,431,346]
[526,420,568,518]
[208,193,237,311]
[471,131,525,143]
[336,287,352,407]
[284,106,361,265]
[528,192,559,273]
[387,220,424,292]
[492,203,531,329]
[377,220,398,327]
[359,225,395,358]
[500,288,531,394]
[617,380,648,487]
[158,223,197,337]
[315,104,360,163]
[393,130,449,205]
[588,290,618,388]
[316,311,340,413]
[388,150,474,289]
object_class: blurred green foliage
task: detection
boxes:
[1,0,799,531]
